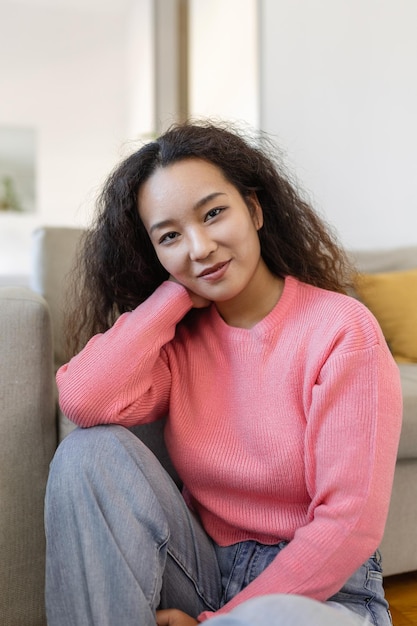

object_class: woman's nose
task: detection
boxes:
[188,228,217,261]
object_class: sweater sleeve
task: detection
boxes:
[56,281,193,427]
[199,340,402,621]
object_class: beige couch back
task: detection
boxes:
[31,227,84,372]
[350,245,417,274]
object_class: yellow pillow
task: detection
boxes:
[355,268,417,363]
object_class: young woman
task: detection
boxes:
[45,121,402,626]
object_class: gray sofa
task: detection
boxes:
[1,226,416,626]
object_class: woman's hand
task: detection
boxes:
[168,276,211,309]
[156,608,199,626]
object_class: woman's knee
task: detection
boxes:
[46,423,177,508]
[49,425,122,475]
[46,424,150,502]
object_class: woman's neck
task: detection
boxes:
[215,261,284,329]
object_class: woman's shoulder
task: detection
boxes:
[291,275,370,312]
[289,276,386,348]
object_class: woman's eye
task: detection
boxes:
[159,232,179,244]
[205,207,224,221]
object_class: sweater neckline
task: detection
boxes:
[209,275,299,338]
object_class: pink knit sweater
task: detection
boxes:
[57,276,402,620]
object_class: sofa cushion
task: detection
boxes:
[398,364,417,459]
[355,268,417,363]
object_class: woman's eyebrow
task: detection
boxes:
[193,191,227,211]
[149,192,227,235]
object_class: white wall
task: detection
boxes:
[0,0,154,278]
[260,0,417,250]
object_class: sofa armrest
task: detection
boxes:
[0,287,57,626]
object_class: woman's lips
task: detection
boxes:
[198,260,231,281]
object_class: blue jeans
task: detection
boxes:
[45,426,391,625]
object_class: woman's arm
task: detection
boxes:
[57,281,193,427]
[199,342,402,621]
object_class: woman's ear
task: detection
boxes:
[248,192,264,230]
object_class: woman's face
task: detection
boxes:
[137,158,265,305]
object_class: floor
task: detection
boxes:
[385,571,417,625]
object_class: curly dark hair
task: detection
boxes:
[66,120,354,356]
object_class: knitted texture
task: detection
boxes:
[57,277,402,618]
